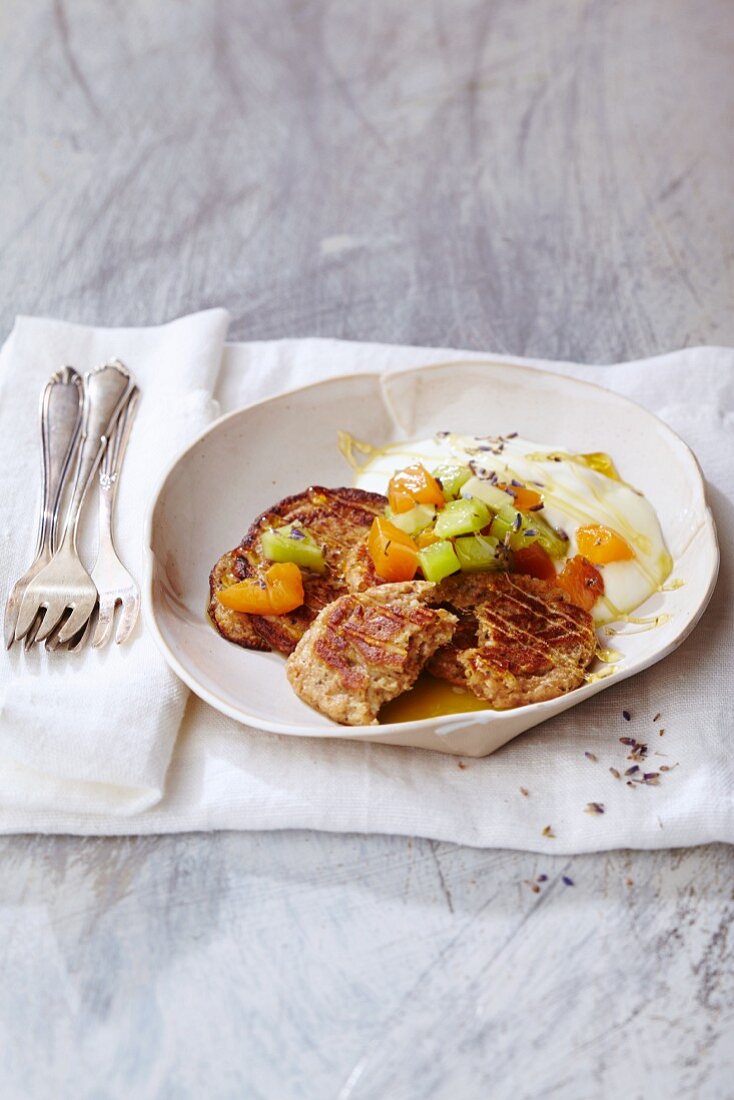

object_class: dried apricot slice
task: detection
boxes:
[388,464,445,514]
[576,524,634,564]
[265,562,307,613]
[217,562,304,615]
[557,555,605,611]
[498,483,543,512]
[368,516,419,582]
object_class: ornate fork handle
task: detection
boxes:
[56,359,133,559]
[40,366,85,555]
[98,387,139,553]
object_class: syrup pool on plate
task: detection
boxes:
[380,673,493,723]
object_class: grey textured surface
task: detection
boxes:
[1,1,733,1098]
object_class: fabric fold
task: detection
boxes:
[0,310,229,814]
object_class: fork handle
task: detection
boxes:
[97,387,139,552]
[37,367,84,556]
[4,367,83,649]
[57,360,134,554]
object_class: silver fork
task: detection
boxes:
[3,367,84,648]
[14,360,134,646]
[90,387,141,647]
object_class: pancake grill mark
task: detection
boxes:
[452,574,597,708]
[287,582,457,725]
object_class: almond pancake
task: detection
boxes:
[430,573,596,708]
[426,572,500,685]
[233,486,387,654]
[287,581,457,725]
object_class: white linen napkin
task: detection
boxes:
[0,310,229,814]
[0,322,732,851]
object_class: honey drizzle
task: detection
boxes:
[337,431,383,471]
[605,613,672,635]
[585,666,617,684]
[589,664,616,682]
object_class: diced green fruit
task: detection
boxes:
[490,506,536,551]
[460,476,514,511]
[434,498,491,538]
[489,505,517,544]
[261,525,326,573]
[454,534,500,572]
[418,540,461,582]
[385,503,436,536]
[489,506,566,559]
[532,516,569,559]
[432,464,472,500]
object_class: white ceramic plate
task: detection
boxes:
[144,360,719,757]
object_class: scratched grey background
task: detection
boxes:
[1,1,733,1098]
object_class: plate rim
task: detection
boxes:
[143,357,720,738]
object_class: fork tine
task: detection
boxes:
[92,598,116,648]
[44,608,75,652]
[115,593,140,645]
[4,583,24,649]
[48,605,95,653]
[15,590,49,642]
[55,599,96,646]
[24,608,49,649]
[44,625,65,653]
[32,596,70,643]
[69,608,95,652]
